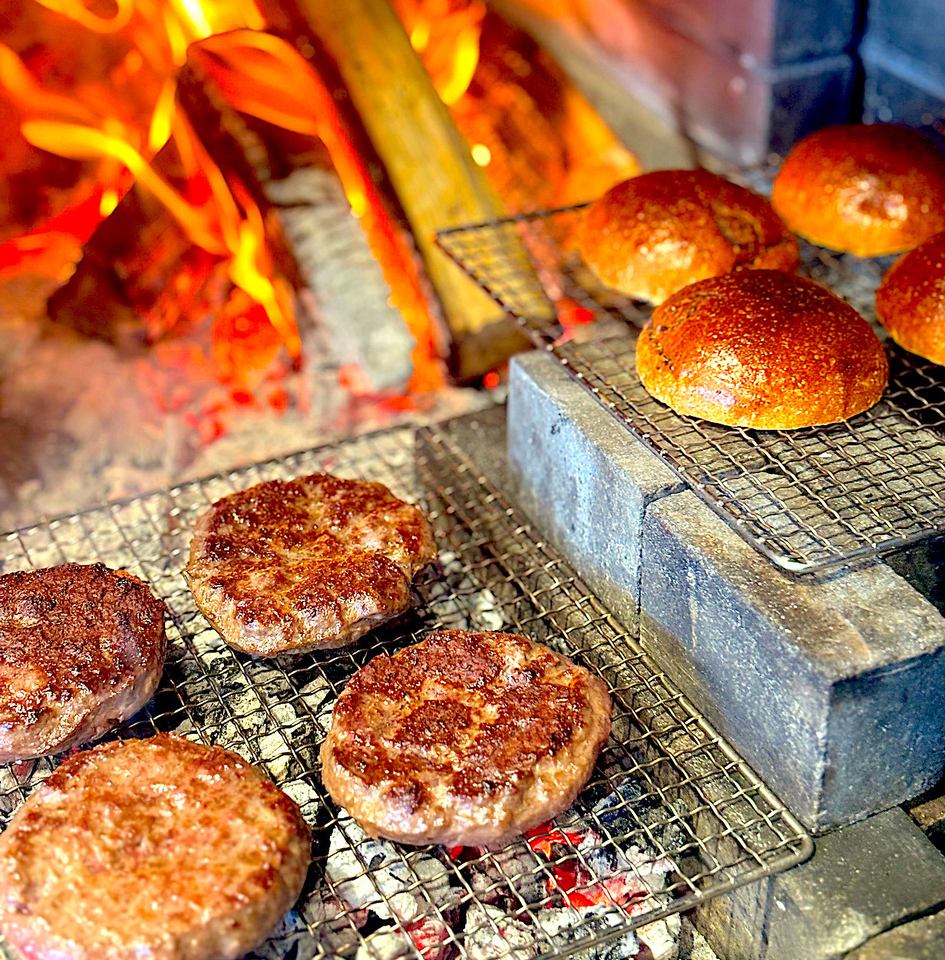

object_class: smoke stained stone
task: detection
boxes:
[508,348,945,833]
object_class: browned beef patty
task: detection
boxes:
[186,474,436,657]
[321,630,613,848]
[0,563,166,763]
[0,735,311,960]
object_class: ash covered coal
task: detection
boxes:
[537,906,640,959]
[318,764,683,960]
[0,538,685,960]
[420,550,505,633]
[354,917,453,960]
[327,815,457,925]
[464,842,547,909]
[247,890,366,960]
[464,903,536,959]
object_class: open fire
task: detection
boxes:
[2,0,634,390]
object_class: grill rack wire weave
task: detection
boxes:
[437,206,945,575]
[0,418,810,960]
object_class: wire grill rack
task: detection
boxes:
[437,208,945,574]
[0,417,810,959]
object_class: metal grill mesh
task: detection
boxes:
[0,419,810,959]
[437,208,945,574]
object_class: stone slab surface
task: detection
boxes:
[863,0,945,85]
[861,43,945,127]
[846,910,945,960]
[508,351,681,627]
[696,809,945,960]
[544,0,854,164]
[508,346,945,832]
[767,810,945,959]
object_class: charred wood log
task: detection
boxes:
[46,40,303,349]
[260,0,530,380]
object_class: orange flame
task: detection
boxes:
[193,29,444,391]
[401,0,485,105]
[2,0,298,358]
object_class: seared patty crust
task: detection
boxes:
[0,563,166,763]
[321,630,612,848]
[186,474,437,657]
[0,735,311,960]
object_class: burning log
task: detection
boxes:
[260,0,531,380]
[46,35,303,359]
[45,140,229,349]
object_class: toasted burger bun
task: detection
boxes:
[876,229,945,365]
[578,169,798,304]
[635,270,889,429]
[772,124,945,257]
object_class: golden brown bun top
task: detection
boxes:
[772,124,945,256]
[635,270,889,429]
[579,169,799,304]
[876,228,945,365]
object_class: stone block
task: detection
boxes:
[633,0,860,66]
[559,1,855,164]
[846,909,945,960]
[697,809,945,960]
[864,0,945,84]
[507,341,945,831]
[642,490,945,831]
[507,351,681,627]
[861,41,945,126]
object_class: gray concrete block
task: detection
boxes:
[506,344,945,831]
[846,909,945,960]
[634,0,859,66]
[865,0,945,85]
[507,351,681,627]
[642,491,945,831]
[696,809,945,960]
[767,810,945,959]
[861,41,945,126]
[560,2,856,164]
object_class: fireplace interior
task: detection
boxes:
[3,1,945,959]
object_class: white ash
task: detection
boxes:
[573,772,687,869]
[247,890,366,960]
[578,831,673,895]
[167,645,334,822]
[265,167,414,393]
[327,814,455,923]
[536,906,640,959]
[353,917,452,960]
[354,926,413,960]
[464,903,538,960]
[466,843,546,908]
[637,914,682,960]
[423,550,506,632]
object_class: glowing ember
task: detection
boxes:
[3,0,639,416]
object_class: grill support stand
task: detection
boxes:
[508,349,945,834]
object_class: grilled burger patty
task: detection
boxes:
[0,563,166,763]
[186,474,437,657]
[0,735,311,960]
[321,630,613,848]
